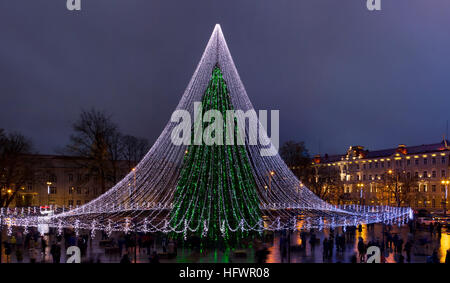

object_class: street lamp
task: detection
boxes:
[297,181,303,194]
[132,167,136,189]
[46,181,52,206]
[268,171,275,193]
[441,179,449,216]
[387,170,399,206]
[357,183,364,205]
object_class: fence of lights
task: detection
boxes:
[0,25,412,239]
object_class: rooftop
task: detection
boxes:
[316,139,450,164]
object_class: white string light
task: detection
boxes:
[1,24,411,239]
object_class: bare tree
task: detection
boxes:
[107,130,124,184]
[0,129,33,207]
[66,109,121,194]
[400,175,419,207]
[280,141,310,181]
[307,165,342,202]
[384,170,418,207]
[121,135,150,170]
[66,109,150,193]
[280,140,343,201]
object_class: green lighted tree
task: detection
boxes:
[170,65,262,245]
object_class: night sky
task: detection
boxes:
[1,0,450,156]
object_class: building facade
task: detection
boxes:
[313,140,450,211]
[10,154,133,207]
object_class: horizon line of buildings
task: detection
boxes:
[3,139,450,212]
[1,154,134,208]
[312,138,450,211]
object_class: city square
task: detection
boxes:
[1,0,450,271]
[1,222,448,263]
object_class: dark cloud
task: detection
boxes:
[1,0,450,155]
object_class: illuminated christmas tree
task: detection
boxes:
[4,25,411,244]
[170,65,262,244]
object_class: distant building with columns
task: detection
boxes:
[313,139,450,211]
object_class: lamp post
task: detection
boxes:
[297,182,301,194]
[357,183,364,205]
[263,171,275,200]
[297,182,302,202]
[268,171,275,193]
[46,181,52,207]
[387,170,399,206]
[441,179,449,216]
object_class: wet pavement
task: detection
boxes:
[1,223,449,263]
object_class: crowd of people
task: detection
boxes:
[1,229,63,263]
[272,220,449,263]
[0,228,180,263]
[0,219,449,263]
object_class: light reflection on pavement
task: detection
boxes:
[1,223,449,263]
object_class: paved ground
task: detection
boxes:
[1,223,448,263]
